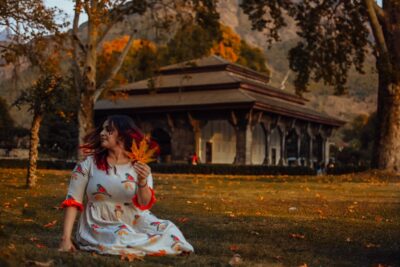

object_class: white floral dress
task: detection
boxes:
[60,156,194,256]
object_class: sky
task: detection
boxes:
[45,0,384,27]
[44,0,88,25]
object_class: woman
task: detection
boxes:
[58,115,194,257]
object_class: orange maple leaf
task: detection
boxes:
[127,134,158,164]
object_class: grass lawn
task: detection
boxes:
[0,168,399,267]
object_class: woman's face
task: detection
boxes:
[100,120,120,149]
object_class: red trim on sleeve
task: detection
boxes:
[132,187,156,211]
[60,199,84,212]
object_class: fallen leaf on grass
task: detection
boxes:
[229,245,239,252]
[177,217,190,223]
[288,207,298,212]
[229,254,242,266]
[120,251,144,262]
[365,243,381,248]
[273,255,283,261]
[23,219,34,223]
[7,243,16,250]
[250,230,260,236]
[375,216,384,223]
[30,237,39,242]
[25,260,54,267]
[298,264,308,267]
[289,233,305,239]
[36,244,47,249]
[316,209,323,215]
[43,220,57,228]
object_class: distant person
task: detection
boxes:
[58,115,194,256]
[191,152,199,165]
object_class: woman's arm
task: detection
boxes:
[58,207,78,252]
[133,162,156,209]
[136,180,153,206]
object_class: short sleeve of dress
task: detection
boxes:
[132,172,157,211]
[60,156,92,212]
[147,172,154,189]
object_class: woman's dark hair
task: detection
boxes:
[80,115,158,173]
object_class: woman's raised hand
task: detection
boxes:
[133,161,151,184]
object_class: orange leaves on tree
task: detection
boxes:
[98,36,157,87]
[210,25,241,63]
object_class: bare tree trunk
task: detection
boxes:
[374,78,400,172]
[78,92,95,158]
[367,0,400,173]
[77,0,98,159]
[27,113,42,188]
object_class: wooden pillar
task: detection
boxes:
[279,127,287,166]
[297,134,301,166]
[187,112,201,157]
[231,110,253,165]
[308,136,314,168]
[319,126,333,167]
[234,122,252,165]
[263,130,271,165]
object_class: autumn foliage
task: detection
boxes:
[97,24,269,92]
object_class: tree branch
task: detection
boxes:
[373,1,386,23]
[72,0,84,97]
[96,0,146,48]
[363,0,391,73]
[96,22,114,48]
[72,33,87,53]
[93,32,136,103]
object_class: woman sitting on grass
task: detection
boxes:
[58,115,194,257]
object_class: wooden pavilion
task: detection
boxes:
[94,56,345,167]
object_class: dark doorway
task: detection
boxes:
[313,134,323,163]
[151,128,171,163]
[271,148,277,166]
[205,142,212,163]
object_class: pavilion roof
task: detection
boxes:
[95,55,345,127]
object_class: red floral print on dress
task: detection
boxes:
[92,184,112,201]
